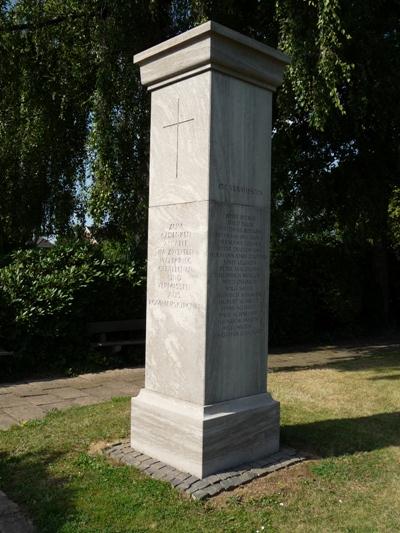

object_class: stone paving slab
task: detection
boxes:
[81,386,119,401]
[44,387,88,400]
[0,395,26,408]
[0,413,18,431]
[72,396,100,407]
[0,490,35,533]
[103,440,307,500]
[22,393,62,406]
[0,387,18,396]
[3,405,46,423]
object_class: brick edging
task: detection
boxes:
[103,440,307,500]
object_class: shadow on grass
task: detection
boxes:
[282,411,400,457]
[271,344,400,374]
[368,374,400,381]
[270,334,400,355]
[0,448,74,532]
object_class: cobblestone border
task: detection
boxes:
[0,490,36,533]
[103,440,307,500]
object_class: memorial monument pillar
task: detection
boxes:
[131,21,290,478]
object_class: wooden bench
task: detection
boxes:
[87,319,146,354]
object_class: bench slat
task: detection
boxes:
[87,319,145,335]
[90,339,145,348]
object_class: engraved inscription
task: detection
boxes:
[212,208,265,338]
[218,182,263,196]
[149,222,200,310]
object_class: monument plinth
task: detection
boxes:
[131,21,290,478]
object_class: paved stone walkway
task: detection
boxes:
[269,338,400,371]
[0,368,144,430]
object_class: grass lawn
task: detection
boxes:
[0,350,399,532]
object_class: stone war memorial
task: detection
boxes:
[131,21,290,480]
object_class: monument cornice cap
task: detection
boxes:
[134,21,290,92]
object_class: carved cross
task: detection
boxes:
[163,98,194,178]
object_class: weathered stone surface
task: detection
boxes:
[3,405,45,423]
[0,386,16,396]
[134,21,289,92]
[0,413,17,430]
[146,462,164,474]
[140,458,159,470]
[187,479,210,494]
[131,21,289,478]
[204,484,221,497]
[238,471,256,483]
[176,475,199,490]
[82,386,116,401]
[50,387,88,400]
[24,394,61,406]
[131,391,280,478]
[148,466,169,480]
[0,395,26,408]
[123,454,141,466]
[191,489,209,500]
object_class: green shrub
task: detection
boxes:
[0,240,145,375]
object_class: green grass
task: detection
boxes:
[0,351,399,532]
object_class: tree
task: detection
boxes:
[273,0,400,321]
[0,0,173,256]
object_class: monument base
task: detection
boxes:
[131,389,280,478]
